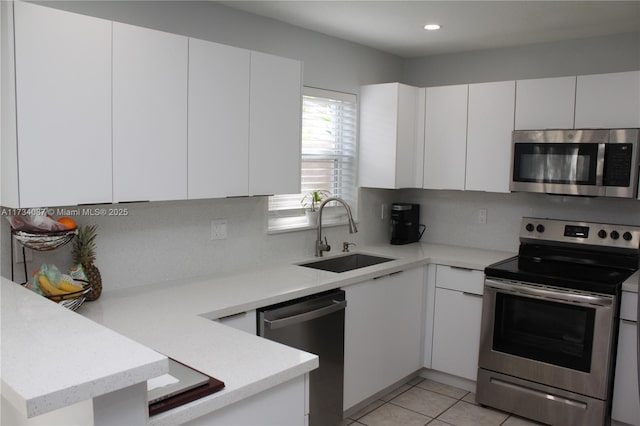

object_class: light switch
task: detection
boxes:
[478,208,487,225]
[211,219,228,240]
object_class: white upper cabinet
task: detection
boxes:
[249,52,302,196]
[466,81,515,193]
[423,84,468,190]
[359,83,424,189]
[575,71,640,128]
[13,1,112,207]
[515,76,576,130]
[188,39,251,199]
[112,22,188,202]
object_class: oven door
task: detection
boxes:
[510,142,606,196]
[479,278,617,399]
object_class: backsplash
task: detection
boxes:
[3,189,639,290]
[397,189,640,253]
[1,189,396,291]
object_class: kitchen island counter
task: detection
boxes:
[77,243,513,424]
[0,277,168,422]
[7,241,637,424]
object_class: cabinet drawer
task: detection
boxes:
[620,291,638,322]
[435,265,484,295]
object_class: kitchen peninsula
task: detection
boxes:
[4,243,515,425]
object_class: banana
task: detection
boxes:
[38,275,67,297]
[58,275,83,293]
[58,281,83,293]
[38,275,81,301]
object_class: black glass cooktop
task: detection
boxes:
[485,255,636,295]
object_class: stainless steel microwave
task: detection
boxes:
[510,129,639,198]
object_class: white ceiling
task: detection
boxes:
[218,1,640,58]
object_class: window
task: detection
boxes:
[268,87,358,231]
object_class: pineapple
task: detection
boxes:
[72,225,102,301]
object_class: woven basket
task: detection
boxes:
[12,228,77,251]
[43,279,91,311]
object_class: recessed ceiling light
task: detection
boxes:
[424,24,441,31]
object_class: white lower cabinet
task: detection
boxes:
[183,375,308,426]
[430,265,484,382]
[344,267,425,410]
[612,291,640,426]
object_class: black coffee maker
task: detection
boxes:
[390,203,424,245]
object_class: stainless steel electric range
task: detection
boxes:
[477,217,640,426]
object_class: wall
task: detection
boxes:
[400,32,640,252]
[403,31,640,87]
[34,0,402,94]
[1,1,402,289]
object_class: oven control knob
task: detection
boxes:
[536,224,545,233]
[610,230,620,240]
[598,230,607,239]
[623,232,633,241]
[526,223,535,232]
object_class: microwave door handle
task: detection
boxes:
[596,143,606,187]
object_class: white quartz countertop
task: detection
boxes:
[0,277,168,419]
[6,241,637,425]
[75,242,513,425]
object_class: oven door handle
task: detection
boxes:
[485,278,613,307]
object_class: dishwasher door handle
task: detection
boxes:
[264,299,347,330]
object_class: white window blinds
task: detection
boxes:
[268,87,358,230]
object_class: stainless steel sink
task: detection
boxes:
[299,253,394,273]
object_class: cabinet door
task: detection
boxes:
[344,268,424,410]
[14,2,112,207]
[185,375,307,426]
[466,81,515,193]
[359,83,400,189]
[423,85,468,190]
[431,287,483,381]
[575,71,640,128]
[515,76,576,130]
[396,84,423,188]
[359,83,422,189]
[188,39,250,199]
[612,320,640,425]
[113,23,188,202]
[249,52,302,196]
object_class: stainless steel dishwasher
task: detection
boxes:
[258,289,346,426]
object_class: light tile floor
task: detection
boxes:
[342,377,544,426]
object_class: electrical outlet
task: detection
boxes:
[381,204,386,220]
[211,219,228,240]
[13,240,32,263]
[478,208,487,225]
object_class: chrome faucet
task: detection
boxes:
[315,197,358,257]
